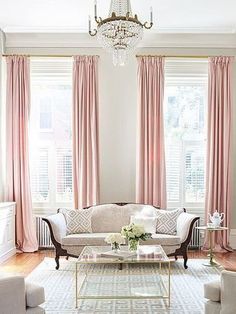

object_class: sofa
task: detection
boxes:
[43,203,199,270]
[204,270,236,314]
[0,275,45,314]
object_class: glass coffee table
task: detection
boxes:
[75,245,171,308]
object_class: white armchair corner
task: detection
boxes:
[204,270,236,314]
[0,275,45,314]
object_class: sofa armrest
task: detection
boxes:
[43,213,67,244]
[221,270,236,313]
[0,276,26,314]
[176,212,200,243]
[204,280,221,302]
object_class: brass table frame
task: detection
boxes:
[75,245,171,308]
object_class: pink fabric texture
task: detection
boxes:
[72,56,100,209]
[6,56,38,252]
[136,56,167,208]
[204,56,234,251]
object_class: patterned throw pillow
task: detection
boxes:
[155,208,183,235]
[62,208,93,234]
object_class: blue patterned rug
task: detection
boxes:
[27,257,221,314]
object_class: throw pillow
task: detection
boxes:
[63,208,93,234]
[140,205,158,217]
[155,208,183,235]
[130,216,157,234]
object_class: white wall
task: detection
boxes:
[0,30,5,201]
[3,33,236,228]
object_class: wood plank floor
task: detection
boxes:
[0,249,236,276]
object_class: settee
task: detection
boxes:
[43,203,199,270]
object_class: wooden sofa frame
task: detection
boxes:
[43,203,200,270]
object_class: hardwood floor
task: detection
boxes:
[0,249,236,276]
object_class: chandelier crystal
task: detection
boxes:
[89,0,153,66]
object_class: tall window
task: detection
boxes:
[164,59,208,217]
[30,58,73,213]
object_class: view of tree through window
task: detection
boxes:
[164,83,207,207]
[29,59,73,211]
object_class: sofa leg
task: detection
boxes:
[175,255,178,261]
[118,263,123,270]
[183,252,188,269]
[55,254,60,270]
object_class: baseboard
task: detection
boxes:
[0,247,16,263]
[230,229,236,249]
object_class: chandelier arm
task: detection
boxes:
[143,21,153,30]
[89,29,98,37]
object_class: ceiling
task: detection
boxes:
[1,0,236,33]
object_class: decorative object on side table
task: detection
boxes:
[121,223,152,251]
[208,210,224,227]
[105,233,125,252]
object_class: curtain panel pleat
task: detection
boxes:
[204,56,234,251]
[136,56,167,208]
[72,56,100,209]
[6,56,38,252]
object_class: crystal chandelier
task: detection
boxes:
[89,0,153,66]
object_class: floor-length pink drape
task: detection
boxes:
[204,56,234,251]
[6,56,38,252]
[136,56,167,208]
[72,56,100,209]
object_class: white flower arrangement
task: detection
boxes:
[105,233,125,245]
[121,223,152,241]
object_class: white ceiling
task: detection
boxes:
[1,0,236,33]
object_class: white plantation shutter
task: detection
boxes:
[166,140,180,202]
[164,59,207,220]
[56,148,73,202]
[31,148,49,202]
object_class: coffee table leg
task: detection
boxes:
[75,263,78,308]
[168,261,170,307]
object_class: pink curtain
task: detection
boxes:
[204,56,234,251]
[6,56,38,252]
[136,56,167,208]
[72,56,100,209]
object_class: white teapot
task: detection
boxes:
[209,210,224,227]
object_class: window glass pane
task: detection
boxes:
[164,81,207,207]
[29,59,73,209]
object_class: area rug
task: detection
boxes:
[26,257,222,314]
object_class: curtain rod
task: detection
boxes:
[136,55,210,59]
[2,54,100,58]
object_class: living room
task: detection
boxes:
[0,0,236,313]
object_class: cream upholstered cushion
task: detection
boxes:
[205,300,221,314]
[25,282,45,308]
[90,204,152,233]
[62,232,180,247]
[221,270,236,314]
[155,208,183,235]
[130,216,157,234]
[204,280,221,302]
[26,307,45,313]
[63,208,93,234]
[62,233,110,246]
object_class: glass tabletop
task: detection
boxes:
[77,245,170,264]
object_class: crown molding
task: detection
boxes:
[3,25,236,34]
[4,32,236,50]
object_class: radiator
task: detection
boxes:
[189,219,200,249]
[35,216,53,248]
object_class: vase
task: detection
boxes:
[111,242,120,253]
[128,239,139,252]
